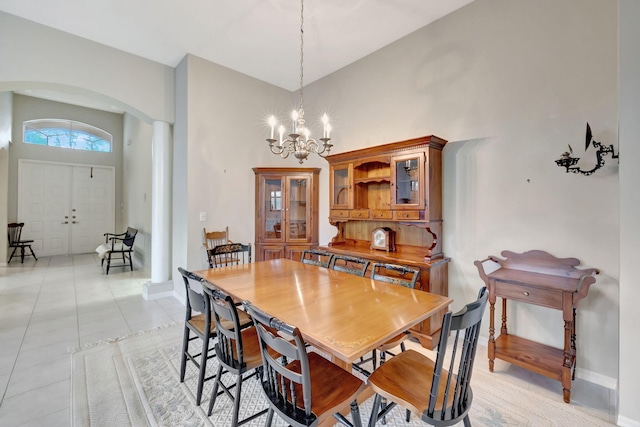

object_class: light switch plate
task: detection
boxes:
[199,212,207,222]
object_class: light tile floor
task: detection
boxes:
[0,254,184,427]
[0,254,618,426]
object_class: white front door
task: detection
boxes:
[71,166,115,254]
[18,160,115,256]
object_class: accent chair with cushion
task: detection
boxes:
[95,227,137,274]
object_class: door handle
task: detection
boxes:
[72,221,78,224]
[62,221,68,224]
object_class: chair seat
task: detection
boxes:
[237,326,279,370]
[188,309,252,334]
[288,352,366,423]
[377,333,409,352]
[368,349,455,416]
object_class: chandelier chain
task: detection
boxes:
[299,0,304,114]
[264,0,333,164]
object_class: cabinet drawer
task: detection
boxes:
[495,281,563,309]
[350,209,370,219]
[394,210,420,220]
[370,210,392,219]
[331,210,350,218]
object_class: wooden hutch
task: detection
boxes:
[319,136,450,349]
[254,168,320,262]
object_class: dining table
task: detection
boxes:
[194,258,452,369]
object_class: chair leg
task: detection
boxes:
[196,335,210,405]
[20,247,25,263]
[230,374,243,427]
[28,246,37,261]
[350,400,363,427]
[106,253,111,274]
[129,250,134,271]
[180,328,190,383]
[207,365,224,416]
[265,408,274,427]
[463,414,472,427]
[368,394,383,427]
[8,247,17,263]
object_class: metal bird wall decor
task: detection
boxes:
[555,123,619,176]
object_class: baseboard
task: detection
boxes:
[142,280,174,301]
[575,367,617,390]
[618,415,640,427]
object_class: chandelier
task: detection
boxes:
[266,0,333,164]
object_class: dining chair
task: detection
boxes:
[7,222,38,263]
[178,267,252,405]
[99,227,137,274]
[328,254,370,277]
[244,301,366,427]
[203,286,271,425]
[207,243,252,268]
[367,287,489,427]
[300,249,334,268]
[353,263,421,377]
[203,226,232,267]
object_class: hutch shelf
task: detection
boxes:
[320,135,449,349]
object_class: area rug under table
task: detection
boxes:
[71,323,613,427]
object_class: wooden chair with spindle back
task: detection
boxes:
[367,287,489,427]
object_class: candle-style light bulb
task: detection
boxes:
[321,114,329,138]
[278,125,285,146]
[268,116,276,140]
[291,110,299,135]
[326,124,332,139]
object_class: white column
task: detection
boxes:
[143,120,174,300]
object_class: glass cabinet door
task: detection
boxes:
[287,177,309,241]
[391,154,425,208]
[330,163,352,208]
[263,177,283,241]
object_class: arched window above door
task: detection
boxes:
[23,119,112,153]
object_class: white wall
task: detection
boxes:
[618,0,640,424]
[172,54,293,283]
[0,11,174,124]
[303,0,619,385]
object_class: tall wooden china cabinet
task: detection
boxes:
[253,168,320,262]
[319,136,450,349]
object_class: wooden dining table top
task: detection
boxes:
[195,258,452,365]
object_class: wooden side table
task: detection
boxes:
[475,250,599,403]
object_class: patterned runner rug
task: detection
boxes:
[71,322,613,426]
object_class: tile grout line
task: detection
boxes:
[0,257,50,408]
